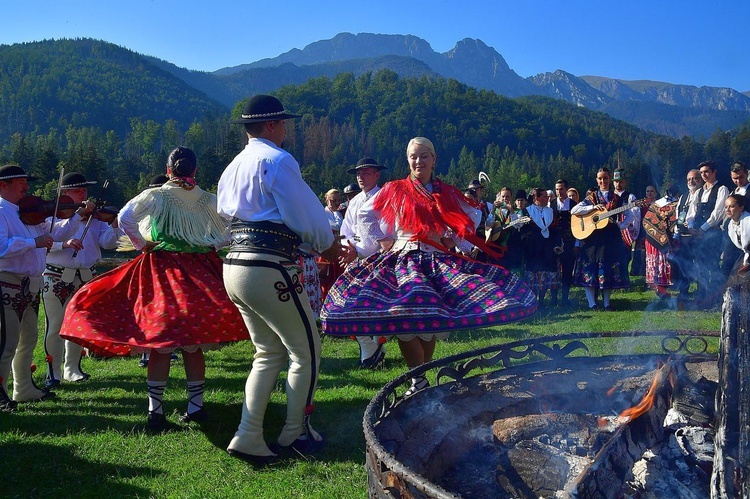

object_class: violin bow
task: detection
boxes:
[47,167,65,253]
[73,179,109,258]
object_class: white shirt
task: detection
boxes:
[0,198,81,276]
[728,212,750,266]
[699,181,729,231]
[325,206,344,232]
[46,217,123,269]
[527,204,553,238]
[340,185,381,257]
[217,138,334,253]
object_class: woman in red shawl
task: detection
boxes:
[321,137,536,396]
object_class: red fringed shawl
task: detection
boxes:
[374,176,475,239]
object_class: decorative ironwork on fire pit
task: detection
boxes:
[364,330,719,498]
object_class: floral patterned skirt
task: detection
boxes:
[60,251,249,356]
[320,249,537,337]
[572,225,631,290]
[645,241,673,287]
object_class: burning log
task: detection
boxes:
[571,362,675,498]
[711,273,750,498]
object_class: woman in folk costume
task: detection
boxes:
[571,167,632,310]
[321,137,536,396]
[61,147,249,431]
[521,188,563,308]
[643,189,679,299]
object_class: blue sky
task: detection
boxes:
[2,0,748,91]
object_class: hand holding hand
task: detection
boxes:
[338,241,358,265]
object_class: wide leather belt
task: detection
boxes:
[228,219,301,260]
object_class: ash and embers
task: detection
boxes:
[374,357,717,498]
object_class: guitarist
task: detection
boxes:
[571,167,633,310]
[551,179,577,308]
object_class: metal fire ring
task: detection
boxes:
[363,329,719,499]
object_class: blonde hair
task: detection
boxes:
[406,137,436,156]
[325,188,341,200]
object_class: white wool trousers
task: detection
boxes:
[0,272,45,402]
[42,273,87,382]
[224,252,321,456]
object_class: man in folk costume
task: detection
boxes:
[551,179,577,308]
[218,95,343,466]
[42,172,123,388]
[672,169,703,305]
[0,165,91,410]
[692,160,728,306]
[339,157,387,369]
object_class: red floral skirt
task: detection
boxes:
[60,251,249,356]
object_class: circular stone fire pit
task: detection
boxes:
[364,331,719,498]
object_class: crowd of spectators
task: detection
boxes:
[320,159,750,312]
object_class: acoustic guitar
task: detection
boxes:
[485,215,532,242]
[571,199,646,240]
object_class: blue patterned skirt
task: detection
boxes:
[320,249,537,336]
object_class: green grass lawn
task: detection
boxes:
[0,281,720,498]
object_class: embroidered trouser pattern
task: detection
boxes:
[43,273,87,382]
[223,252,320,456]
[0,272,44,402]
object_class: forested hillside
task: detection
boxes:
[0,39,226,136]
[1,66,748,209]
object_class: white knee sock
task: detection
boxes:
[147,381,166,414]
[186,380,205,414]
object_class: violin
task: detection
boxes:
[17,195,84,225]
[85,204,119,224]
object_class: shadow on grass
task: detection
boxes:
[0,441,155,496]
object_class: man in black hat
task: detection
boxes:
[42,172,123,388]
[217,95,344,465]
[340,157,387,369]
[0,165,91,410]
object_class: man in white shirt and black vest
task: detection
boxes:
[693,160,729,307]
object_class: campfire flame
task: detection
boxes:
[616,361,675,424]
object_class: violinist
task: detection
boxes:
[43,172,123,388]
[0,165,91,410]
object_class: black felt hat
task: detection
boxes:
[60,172,97,189]
[0,164,37,182]
[343,183,361,195]
[229,95,301,124]
[148,174,169,188]
[347,157,386,175]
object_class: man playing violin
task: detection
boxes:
[0,165,93,410]
[42,172,123,388]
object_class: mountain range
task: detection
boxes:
[1,34,748,140]
[207,32,750,139]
